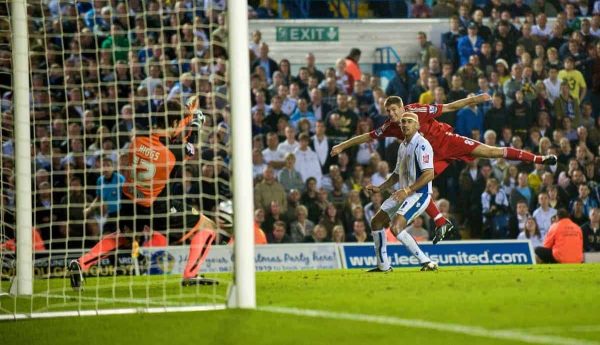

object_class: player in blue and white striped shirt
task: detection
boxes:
[366,112,438,272]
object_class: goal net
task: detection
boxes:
[0,0,239,318]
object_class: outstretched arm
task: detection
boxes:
[443,93,491,113]
[330,133,371,157]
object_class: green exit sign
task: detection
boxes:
[276,26,339,42]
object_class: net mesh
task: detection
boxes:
[0,0,233,316]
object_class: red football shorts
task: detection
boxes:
[431,132,481,175]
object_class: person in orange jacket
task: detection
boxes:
[535,208,583,264]
[345,48,362,82]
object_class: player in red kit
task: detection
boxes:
[331,94,557,245]
[69,98,220,289]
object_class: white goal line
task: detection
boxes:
[0,304,227,321]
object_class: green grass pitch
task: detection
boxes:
[1,265,600,345]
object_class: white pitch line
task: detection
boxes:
[259,306,600,345]
[504,325,600,334]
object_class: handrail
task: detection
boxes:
[375,46,401,64]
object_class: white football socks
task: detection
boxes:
[397,230,430,264]
[372,229,390,270]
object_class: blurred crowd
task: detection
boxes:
[0,0,598,253]
[247,0,600,250]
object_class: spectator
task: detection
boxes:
[289,205,315,243]
[517,216,544,248]
[444,74,467,126]
[528,163,546,193]
[471,9,492,43]
[308,121,334,175]
[457,4,471,33]
[252,147,267,180]
[508,90,534,141]
[254,166,287,213]
[412,0,432,18]
[347,219,372,243]
[532,13,552,39]
[304,52,325,83]
[416,31,441,69]
[334,58,354,95]
[482,177,510,238]
[503,64,523,107]
[385,62,411,100]
[406,216,430,242]
[364,191,382,223]
[262,132,285,169]
[319,202,343,238]
[277,126,300,155]
[558,57,587,102]
[308,88,332,123]
[251,43,278,83]
[574,184,599,216]
[256,0,276,19]
[582,208,600,252]
[509,200,530,238]
[457,23,483,67]
[432,0,456,18]
[484,93,508,136]
[571,199,589,226]
[457,160,489,237]
[267,220,293,244]
[263,200,288,234]
[290,98,316,132]
[294,133,323,186]
[249,30,263,58]
[441,16,462,69]
[532,192,558,239]
[326,94,358,142]
[304,224,329,243]
[511,171,537,211]
[531,0,557,17]
[331,225,346,243]
[554,81,582,128]
[419,76,438,105]
[548,184,569,211]
[508,0,531,17]
[456,93,484,140]
[535,209,583,263]
[278,152,304,192]
[345,48,362,82]
[102,23,130,63]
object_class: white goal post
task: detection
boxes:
[12,0,33,297]
[2,0,255,316]
[228,0,256,309]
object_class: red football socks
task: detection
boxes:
[426,200,446,228]
[503,147,542,163]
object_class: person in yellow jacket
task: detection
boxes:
[557,56,586,102]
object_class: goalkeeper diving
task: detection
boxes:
[69,96,221,288]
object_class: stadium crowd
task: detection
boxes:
[0,1,598,255]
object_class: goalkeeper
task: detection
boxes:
[70,97,219,288]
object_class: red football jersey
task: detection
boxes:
[369,103,451,148]
[123,135,176,207]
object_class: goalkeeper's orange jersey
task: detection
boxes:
[123,134,176,207]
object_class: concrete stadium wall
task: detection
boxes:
[248,18,559,69]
